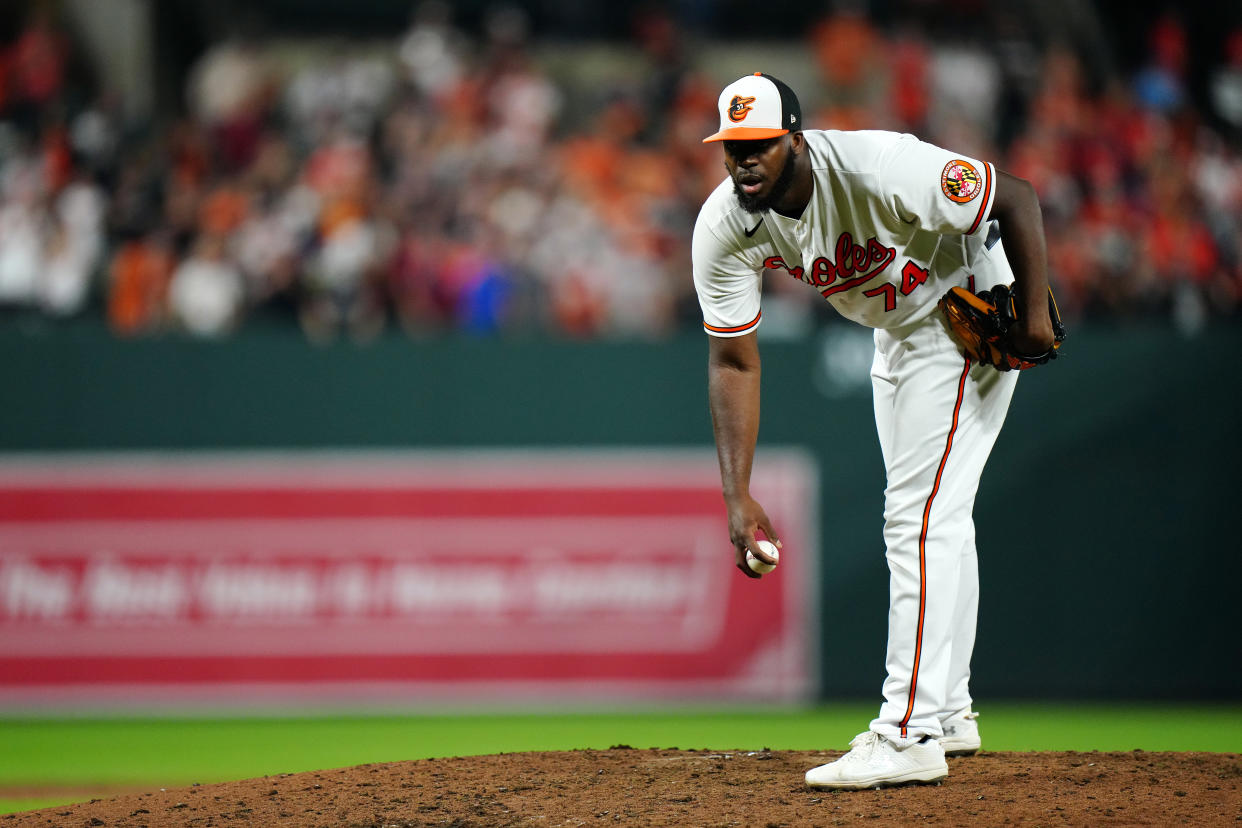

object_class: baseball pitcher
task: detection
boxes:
[692,73,1063,790]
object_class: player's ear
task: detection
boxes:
[788,131,804,154]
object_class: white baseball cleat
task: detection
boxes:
[804,731,948,790]
[938,707,981,756]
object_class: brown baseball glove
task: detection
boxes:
[938,282,1067,371]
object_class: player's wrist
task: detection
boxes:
[1012,318,1055,354]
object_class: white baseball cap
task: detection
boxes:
[702,72,803,143]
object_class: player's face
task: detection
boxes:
[723,136,796,214]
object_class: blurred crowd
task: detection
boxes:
[0,2,1240,340]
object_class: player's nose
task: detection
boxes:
[725,142,761,167]
[733,153,762,174]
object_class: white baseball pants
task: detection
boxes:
[867,310,1018,744]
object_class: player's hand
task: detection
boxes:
[1010,314,1056,356]
[725,493,782,579]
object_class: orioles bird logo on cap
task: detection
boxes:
[727,95,756,123]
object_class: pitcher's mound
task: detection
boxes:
[8,748,1241,826]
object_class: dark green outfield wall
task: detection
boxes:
[4,317,1240,700]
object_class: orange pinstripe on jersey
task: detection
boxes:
[703,311,762,335]
[967,163,994,236]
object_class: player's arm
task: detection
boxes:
[707,331,781,578]
[990,170,1055,355]
[877,138,1055,354]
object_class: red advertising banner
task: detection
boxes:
[0,451,817,708]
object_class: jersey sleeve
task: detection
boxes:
[691,212,763,337]
[877,134,996,238]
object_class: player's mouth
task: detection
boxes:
[736,173,764,195]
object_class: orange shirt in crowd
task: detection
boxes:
[198,183,250,237]
[108,239,174,336]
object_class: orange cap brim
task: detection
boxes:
[702,127,790,143]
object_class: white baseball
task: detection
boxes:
[745,539,780,574]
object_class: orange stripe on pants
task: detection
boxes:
[898,355,972,738]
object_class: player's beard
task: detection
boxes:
[732,150,797,215]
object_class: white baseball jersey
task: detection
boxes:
[693,129,999,335]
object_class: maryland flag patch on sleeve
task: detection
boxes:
[940,159,984,203]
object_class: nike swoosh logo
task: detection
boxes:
[744,219,764,238]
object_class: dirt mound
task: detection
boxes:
[6,748,1240,827]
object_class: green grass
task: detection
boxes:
[2,702,1239,815]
